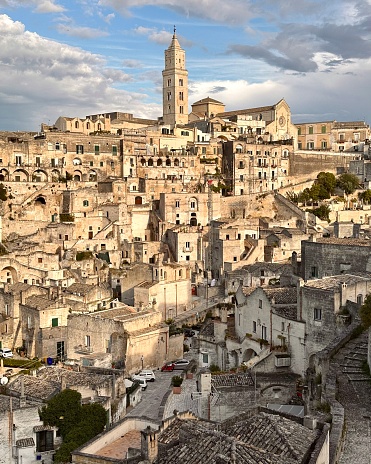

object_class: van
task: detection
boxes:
[138,369,156,382]
[132,376,147,390]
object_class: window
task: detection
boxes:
[38,257,43,263]
[357,294,363,305]
[314,308,322,321]
[36,430,54,452]
[179,78,183,86]
[112,145,117,155]
[15,155,22,165]
[76,144,84,154]
[83,200,89,207]
[185,241,190,249]
[186,255,190,261]
[307,141,314,149]
[179,91,184,100]
[253,321,257,333]
[94,145,100,155]
[309,126,313,134]
[281,322,285,332]
[175,200,180,208]
[5,304,9,315]
[321,125,326,134]
[259,299,262,309]
[55,142,60,150]
[167,92,172,100]
[233,256,237,262]
[100,161,104,167]
[321,141,327,149]
[167,78,171,86]
[202,353,209,364]
[226,234,229,240]
[238,161,244,169]
[190,201,196,209]
[202,147,206,154]
[311,266,318,278]
[180,106,184,114]
[85,335,91,347]
[52,317,58,327]
[261,326,267,340]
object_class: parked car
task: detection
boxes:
[161,362,175,372]
[184,329,195,337]
[137,369,156,381]
[173,359,190,370]
[132,376,147,390]
[0,348,13,358]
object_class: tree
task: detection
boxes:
[311,204,331,222]
[336,173,360,195]
[359,190,371,204]
[316,172,336,195]
[39,389,107,463]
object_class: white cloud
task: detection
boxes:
[33,0,65,13]
[0,14,161,130]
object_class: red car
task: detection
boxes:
[161,362,175,372]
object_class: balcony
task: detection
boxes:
[183,246,194,253]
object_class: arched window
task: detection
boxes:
[75,121,79,129]
[157,158,162,166]
[97,123,101,131]
[166,158,171,166]
[141,158,146,166]
[86,122,90,129]
[174,158,179,166]
[148,158,153,167]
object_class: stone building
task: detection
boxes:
[298,273,371,369]
[66,306,174,373]
[296,120,370,152]
[300,236,371,281]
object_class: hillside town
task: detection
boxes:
[1,31,371,464]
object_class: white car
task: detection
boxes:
[0,348,13,358]
[137,369,156,382]
[131,376,147,390]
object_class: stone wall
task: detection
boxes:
[289,151,357,177]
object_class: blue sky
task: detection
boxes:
[1,0,371,130]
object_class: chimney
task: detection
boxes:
[141,426,158,463]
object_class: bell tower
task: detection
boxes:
[162,27,188,127]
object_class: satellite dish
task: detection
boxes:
[0,376,8,385]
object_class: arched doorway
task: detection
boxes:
[135,196,143,205]
[0,266,18,284]
[243,348,257,363]
[73,170,82,181]
[35,196,46,205]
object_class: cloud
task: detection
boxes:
[0,14,161,130]
[134,26,173,45]
[56,23,109,39]
[33,0,65,13]
[98,0,253,24]
[122,59,143,68]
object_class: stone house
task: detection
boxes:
[61,282,113,313]
[265,228,309,263]
[163,225,203,265]
[299,273,371,369]
[300,236,371,281]
[66,307,174,373]
[159,192,222,228]
[19,294,71,358]
[0,394,58,464]
[71,408,329,464]
[133,263,192,320]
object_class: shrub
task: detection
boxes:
[171,375,183,387]
[209,363,220,373]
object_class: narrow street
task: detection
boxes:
[331,332,371,463]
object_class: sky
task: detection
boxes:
[1,0,371,131]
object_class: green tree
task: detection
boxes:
[336,173,360,195]
[39,389,82,438]
[359,190,371,204]
[316,172,336,195]
[310,204,331,222]
[39,389,107,463]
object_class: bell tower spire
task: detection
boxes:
[162,28,188,127]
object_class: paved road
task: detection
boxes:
[126,370,177,423]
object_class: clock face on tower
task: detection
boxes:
[279,116,286,127]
